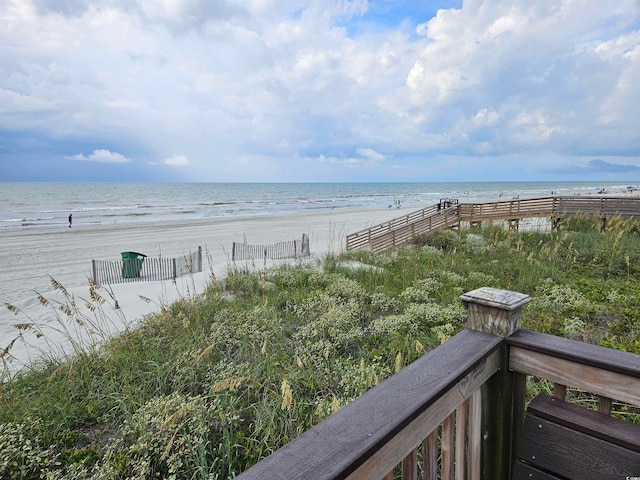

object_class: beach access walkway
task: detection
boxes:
[346,195,640,253]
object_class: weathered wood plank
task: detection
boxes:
[467,389,482,480]
[552,383,566,400]
[511,462,564,480]
[422,429,438,480]
[599,395,612,415]
[454,400,467,479]
[235,329,502,480]
[527,394,640,453]
[401,448,417,480]
[517,413,640,480]
[344,349,501,480]
[512,372,527,468]
[441,414,454,480]
[554,196,640,219]
[509,347,640,406]
[508,328,640,380]
[93,252,204,284]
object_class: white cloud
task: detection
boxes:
[66,149,132,163]
[162,154,190,166]
[1,0,639,181]
[356,147,386,162]
[473,109,500,126]
[316,147,387,168]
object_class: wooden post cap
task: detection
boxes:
[460,287,531,337]
[460,288,531,311]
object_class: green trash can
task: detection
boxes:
[121,252,146,278]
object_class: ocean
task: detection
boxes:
[1,181,634,232]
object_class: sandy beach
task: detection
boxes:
[0,206,413,371]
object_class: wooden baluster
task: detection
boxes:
[402,448,418,480]
[553,383,567,401]
[423,428,438,480]
[441,414,455,480]
[598,395,612,415]
[467,390,482,480]
[512,372,527,466]
[455,402,467,480]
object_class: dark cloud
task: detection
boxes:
[32,0,249,31]
[546,159,640,174]
[141,0,250,34]
[587,159,640,172]
[33,0,91,17]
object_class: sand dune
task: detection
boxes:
[0,206,411,372]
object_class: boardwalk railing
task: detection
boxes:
[235,287,640,480]
[347,196,640,253]
[92,247,203,284]
[345,204,460,253]
[554,195,640,218]
[458,197,555,223]
[232,234,310,261]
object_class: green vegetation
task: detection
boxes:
[2,216,640,479]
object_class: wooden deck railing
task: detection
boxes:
[346,196,640,253]
[235,287,640,480]
[236,328,503,480]
[507,327,640,417]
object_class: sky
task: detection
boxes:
[1,0,639,183]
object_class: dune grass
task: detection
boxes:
[1,216,640,479]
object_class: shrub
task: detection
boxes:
[95,392,237,480]
[0,419,60,480]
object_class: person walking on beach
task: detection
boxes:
[68,213,72,228]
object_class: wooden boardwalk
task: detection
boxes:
[346,196,640,253]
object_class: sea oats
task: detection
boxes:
[281,379,293,410]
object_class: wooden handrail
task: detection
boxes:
[508,329,640,407]
[236,329,502,480]
[507,329,640,379]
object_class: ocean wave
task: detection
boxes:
[2,216,56,223]
[2,181,633,233]
[102,212,153,218]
